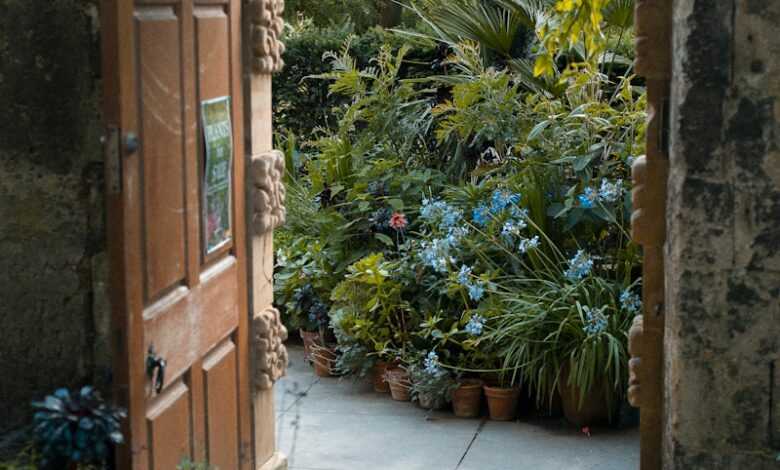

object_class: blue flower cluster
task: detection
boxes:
[465,314,486,336]
[457,264,486,301]
[457,265,472,285]
[420,237,457,273]
[421,197,463,230]
[620,289,641,314]
[517,235,540,254]
[578,180,623,208]
[564,250,594,280]
[582,305,608,335]
[501,219,528,243]
[598,179,622,203]
[472,189,524,227]
[424,351,442,375]
[420,198,470,273]
[468,283,485,301]
[578,187,598,208]
[491,189,522,214]
[472,205,490,226]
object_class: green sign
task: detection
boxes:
[201,96,233,254]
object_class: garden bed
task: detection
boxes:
[275,0,645,431]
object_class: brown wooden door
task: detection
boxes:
[101,1,252,469]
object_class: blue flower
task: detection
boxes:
[472,205,491,226]
[465,314,486,336]
[420,238,455,273]
[620,289,641,314]
[582,306,608,335]
[578,187,597,208]
[518,235,540,254]
[420,197,443,221]
[424,351,441,375]
[509,206,529,220]
[457,265,472,286]
[565,250,593,280]
[421,197,463,231]
[598,179,622,203]
[445,226,469,246]
[467,282,485,301]
[501,219,527,243]
[490,189,522,214]
[440,208,463,229]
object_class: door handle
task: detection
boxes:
[146,346,167,394]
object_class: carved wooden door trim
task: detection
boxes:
[628,1,672,469]
[246,1,290,469]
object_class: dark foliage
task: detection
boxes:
[31,387,126,469]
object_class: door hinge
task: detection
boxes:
[104,126,122,195]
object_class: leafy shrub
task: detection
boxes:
[274,22,439,138]
[275,0,647,419]
[31,386,125,469]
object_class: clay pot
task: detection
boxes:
[484,385,521,421]
[385,368,411,402]
[452,379,484,418]
[311,344,336,377]
[558,379,610,427]
[299,329,321,363]
[372,361,393,393]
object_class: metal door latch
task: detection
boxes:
[146,346,167,395]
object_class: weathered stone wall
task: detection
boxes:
[666,0,780,467]
[0,0,109,437]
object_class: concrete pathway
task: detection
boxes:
[275,346,639,470]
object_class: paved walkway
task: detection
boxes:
[275,345,638,470]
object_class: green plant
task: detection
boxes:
[177,458,216,470]
[274,21,438,139]
[31,386,125,469]
[398,0,540,63]
[406,352,457,405]
[330,253,410,359]
[284,1,379,32]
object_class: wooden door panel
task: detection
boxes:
[143,257,239,390]
[146,381,192,469]
[203,340,240,469]
[136,6,188,299]
[195,6,230,98]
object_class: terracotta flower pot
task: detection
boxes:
[299,329,321,363]
[311,344,336,377]
[558,378,610,427]
[385,368,411,402]
[452,379,484,418]
[484,385,521,421]
[372,361,392,393]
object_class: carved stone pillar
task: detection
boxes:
[246,1,287,469]
[629,1,672,469]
